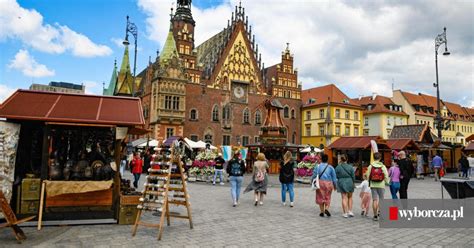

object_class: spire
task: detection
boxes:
[174,0,194,25]
[160,28,179,63]
[103,59,118,96]
[115,39,134,95]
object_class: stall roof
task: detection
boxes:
[328,136,387,150]
[386,138,419,150]
[464,142,474,151]
[0,90,145,126]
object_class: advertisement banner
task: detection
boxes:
[0,122,21,218]
[380,199,474,228]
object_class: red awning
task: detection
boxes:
[328,136,382,150]
[0,90,145,126]
[386,138,419,150]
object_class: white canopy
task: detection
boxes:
[137,139,159,147]
[196,140,218,150]
[184,138,201,148]
[301,146,323,153]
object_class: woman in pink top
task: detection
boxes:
[388,160,401,199]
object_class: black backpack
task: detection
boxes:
[230,160,242,176]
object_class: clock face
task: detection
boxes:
[234,86,244,99]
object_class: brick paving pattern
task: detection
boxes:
[1,173,473,247]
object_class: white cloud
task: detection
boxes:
[83,80,102,95]
[0,0,112,57]
[8,49,55,77]
[111,37,125,48]
[137,0,473,107]
[0,84,16,102]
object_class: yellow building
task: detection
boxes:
[352,94,408,139]
[301,84,364,148]
[392,90,474,145]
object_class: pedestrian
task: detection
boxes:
[244,153,269,206]
[364,152,389,221]
[311,154,337,217]
[120,155,127,176]
[388,159,401,199]
[279,151,296,207]
[468,154,474,179]
[213,153,225,185]
[431,153,443,181]
[459,154,469,179]
[143,150,151,175]
[226,151,246,207]
[356,179,371,216]
[416,152,424,179]
[335,154,355,218]
[398,151,413,199]
[131,152,143,188]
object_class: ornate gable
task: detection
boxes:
[212,27,263,94]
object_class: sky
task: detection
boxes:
[0,0,473,107]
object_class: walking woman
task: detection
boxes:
[226,151,246,207]
[335,154,355,218]
[388,159,401,199]
[311,154,337,217]
[244,153,269,206]
[131,152,143,188]
[280,151,296,207]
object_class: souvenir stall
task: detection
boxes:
[188,143,217,182]
[246,99,304,174]
[0,90,145,226]
[327,136,390,180]
[295,147,321,183]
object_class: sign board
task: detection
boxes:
[116,127,128,140]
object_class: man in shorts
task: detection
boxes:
[365,152,390,221]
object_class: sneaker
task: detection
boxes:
[254,201,258,206]
[282,202,286,206]
[324,210,331,217]
[212,182,216,185]
[342,213,349,218]
[348,211,354,217]
[233,203,236,207]
[290,202,294,207]
[373,216,378,221]
[259,201,263,205]
[361,210,365,216]
[220,182,224,185]
[319,213,325,217]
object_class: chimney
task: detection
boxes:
[372,92,377,101]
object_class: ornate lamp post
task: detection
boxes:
[434,27,450,140]
[123,16,138,97]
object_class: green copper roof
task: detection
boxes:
[160,30,178,63]
[115,43,134,95]
[103,60,117,96]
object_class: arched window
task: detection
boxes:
[204,134,213,144]
[243,108,250,124]
[223,104,231,120]
[212,105,219,121]
[291,108,295,119]
[190,109,198,120]
[255,110,262,125]
[284,106,289,118]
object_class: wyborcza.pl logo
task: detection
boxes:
[380,199,474,228]
[389,206,464,221]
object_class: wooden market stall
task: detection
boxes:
[327,136,390,180]
[0,90,145,225]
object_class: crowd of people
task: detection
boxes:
[119,145,474,221]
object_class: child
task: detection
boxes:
[356,179,371,216]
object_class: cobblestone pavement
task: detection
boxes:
[1,173,474,247]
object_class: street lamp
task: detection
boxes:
[123,16,138,97]
[433,27,450,140]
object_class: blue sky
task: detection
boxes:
[1,0,472,107]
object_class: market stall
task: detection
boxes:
[0,90,145,225]
[327,136,390,180]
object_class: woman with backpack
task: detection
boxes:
[311,154,337,217]
[244,153,269,206]
[280,151,296,207]
[364,152,390,221]
[335,154,355,218]
[226,151,246,207]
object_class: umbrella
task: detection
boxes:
[137,139,159,147]
[301,146,322,153]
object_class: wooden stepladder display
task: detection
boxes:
[0,190,36,243]
[132,151,193,240]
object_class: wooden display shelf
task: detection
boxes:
[46,188,112,207]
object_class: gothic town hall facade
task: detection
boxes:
[109,1,301,146]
